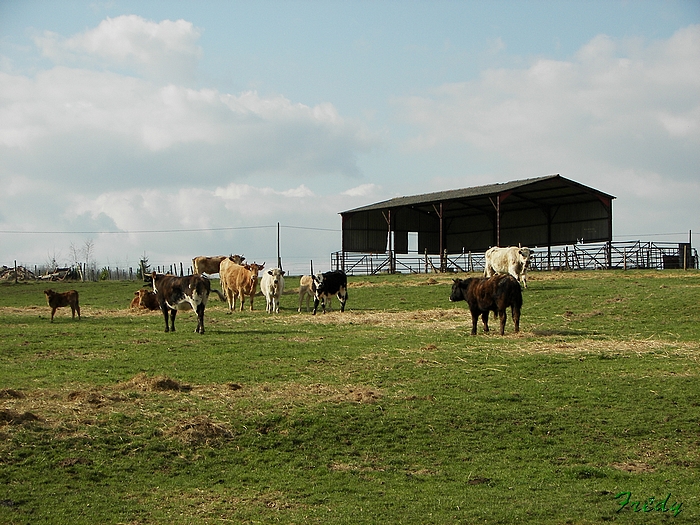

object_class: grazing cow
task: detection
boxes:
[449,274,522,335]
[219,258,264,312]
[192,254,245,275]
[484,246,532,288]
[130,289,160,310]
[298,275,314,313]
[44,289,81,322]
[151,272,211,333]
[261,268,285,314]
[312,270,348,315]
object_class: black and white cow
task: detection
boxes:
[312,270,348,315]
[151,272,211,333]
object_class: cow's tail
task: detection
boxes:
[211,289,226,302]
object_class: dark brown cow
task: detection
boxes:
[130,289,160,310]
[44,289,81,322]
[151,272,211,333]
[449,274,522,335]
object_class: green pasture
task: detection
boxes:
[1,270,698,524]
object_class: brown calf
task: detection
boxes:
[129,289,160,310]
[449,274,522,335]
[44,289,81,322]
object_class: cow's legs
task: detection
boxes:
[338,289,348,312]
[481,312,490,333]
[312,297,320,315]
[469,308,479,335]
[50,307,57,322]
[512,305,521,333]
[499,310,507,335]
[169,309,177,332]
[196,303,205,334]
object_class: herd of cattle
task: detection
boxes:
[43,245,532,336]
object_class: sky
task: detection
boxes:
[1,0,699,275]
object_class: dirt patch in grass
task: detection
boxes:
[118,373,192,392]
[0,409,41,425]
[166,415,233,445]
[612,461,656,473]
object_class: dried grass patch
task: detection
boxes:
[117,373,191,392]
[166,415,233,445]
[611,461,656,474]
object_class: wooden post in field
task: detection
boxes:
[277,222,282,271]
[14,260,17,284]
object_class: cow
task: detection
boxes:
[449,274,522,335]
[192,254,245,275]
[44,289,80,322]
[260,268,285,314]
[298,275,314,313]
[312,270,348,315]
[219,257,264,312]
[484,246,532,288]
[151,272,211,333]
[130,289,160,310]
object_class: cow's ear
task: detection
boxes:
[281,271,285,276]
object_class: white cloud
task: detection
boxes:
[34,15,202,82]
[342,183,380,197]
[396,25,700,181]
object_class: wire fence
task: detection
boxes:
[331,241,698,276]
[3,240,697,282]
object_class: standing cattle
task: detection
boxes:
[449,274,522,335]
[261,268,285,313]
[484,246,532,288]
[44,289,81,322]
[312,270,348,315]
[219,257,264,312]
[298,275,314,313]
[192,254,245,275]
[151,272,211,333]
[129,289,160,310]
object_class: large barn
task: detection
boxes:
[339,174,615,271]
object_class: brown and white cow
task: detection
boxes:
[192,254,245,275]
[130,289,160,310]
[260,268,285,314]
[449,274,522,335]
[298,275,314,313]
[151,272,211,333]
[219,258,264,312]
[44,289,81,322]
[484,246,532,288]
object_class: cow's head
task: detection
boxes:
[229,254,245,264]
[518,247,532,266]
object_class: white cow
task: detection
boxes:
[298,275,314,313]
[261,268,285,313]
[484,246,532,288]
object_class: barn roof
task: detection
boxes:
[339,174,615,256]
[341,174,615,214]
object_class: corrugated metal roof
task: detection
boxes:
[340,174,615,214]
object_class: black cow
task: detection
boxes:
[449,274,522,335]
[312,270,348,315]
[151,272,211,333]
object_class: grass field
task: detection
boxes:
[1,270,698,524]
